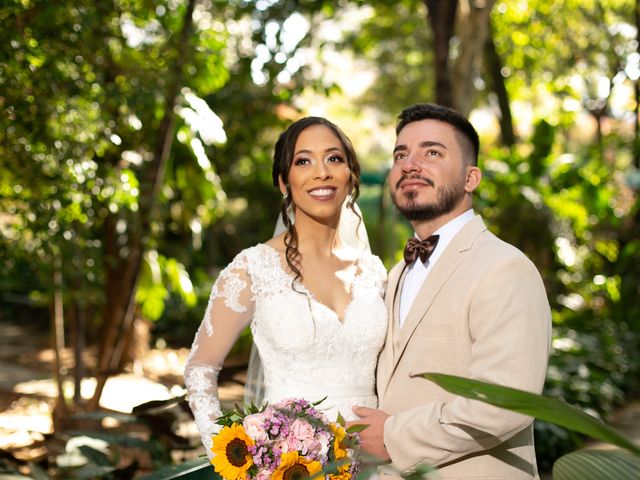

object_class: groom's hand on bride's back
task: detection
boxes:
[347,406,391,461]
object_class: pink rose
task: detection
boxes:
[286,433,300,452]
[288,418,316,454]
[243,413,268,443]
[301,438,322,457]
[273,438,290,456]
[276,397,298,409]
[315,430,331,457]
[290,418,315,441]
[255,470,270,480]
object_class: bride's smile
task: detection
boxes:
[307,186,337,200]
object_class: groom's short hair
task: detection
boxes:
[396,103,480,166]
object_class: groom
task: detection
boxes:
[352,103,551,479]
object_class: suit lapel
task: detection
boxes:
[392,216,488,369]
[378,261,406,396]
[390,265,405,347]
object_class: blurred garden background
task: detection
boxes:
[1,0,639,478]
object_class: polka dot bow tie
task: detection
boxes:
[403,235,440,264]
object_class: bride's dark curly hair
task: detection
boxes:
[272,117,361,285]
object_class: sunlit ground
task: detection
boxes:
[0,395,52,450]
[0,345,244,457]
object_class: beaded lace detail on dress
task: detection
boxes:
[184,244,387,458]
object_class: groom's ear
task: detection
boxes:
[464,166,481,193]
[278,175,288,196]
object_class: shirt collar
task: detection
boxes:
[413,209,475,266]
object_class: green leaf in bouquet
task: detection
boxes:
[311,396,328,407]
[346,423,369,434]
[246,402,265,414]
[419,373,640,456]
[247,401,265,413]
[215,410,242,428]
[309,457,353,480]
[336,411,346,427]
[552,449,640,480]
[216,402,266,428]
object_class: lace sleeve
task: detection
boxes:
[374,255,388,294]
[184,252,254,458]
[360,252,388,296]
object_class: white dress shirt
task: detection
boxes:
[399,209,476,327]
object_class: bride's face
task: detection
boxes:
[282,124,352,225]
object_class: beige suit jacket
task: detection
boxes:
[377,216,551,479]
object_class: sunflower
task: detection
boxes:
[329,425,352,480]
[328,470,351,480]
[211,423,255,480]
[271,451,322,480]
[331,424,348,460]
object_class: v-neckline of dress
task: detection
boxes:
[259,243,362,323]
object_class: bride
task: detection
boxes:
[183,116,388,458]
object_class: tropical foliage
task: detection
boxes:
[421,373,640,480]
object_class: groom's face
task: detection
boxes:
[389,119,471,221]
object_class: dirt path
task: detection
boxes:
[0,319,245,463]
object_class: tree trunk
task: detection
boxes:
[452,0,496,115]
[88,0,199,410]
[51,259,68,420]
[484,22,515,147]
[71,301,85,406]
[635,0,640,169]
[89,218,144,409]
[424,0,458,108]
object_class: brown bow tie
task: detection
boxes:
[404,235,440,264]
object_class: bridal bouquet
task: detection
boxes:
[210,398,361,480]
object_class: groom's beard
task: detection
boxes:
[391,174,466,221]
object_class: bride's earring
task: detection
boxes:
[346,186,354,207]
[284,190,294,217]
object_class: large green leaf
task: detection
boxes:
[26,462,51,480]
[419,373,640,456]
[136,458,215,480]
[132,395,186,415]
[552,449,640,480]
[64,431,149,450]
[77,446,111,467]
[72,463,117,479]
[70,411,137,424]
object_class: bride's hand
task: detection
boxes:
[348,406,391,461]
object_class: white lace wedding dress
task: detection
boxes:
[184,244,388,457]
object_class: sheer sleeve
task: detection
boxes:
[184,252,254,458]
[361,252,388,298]
[374,255,388,295]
